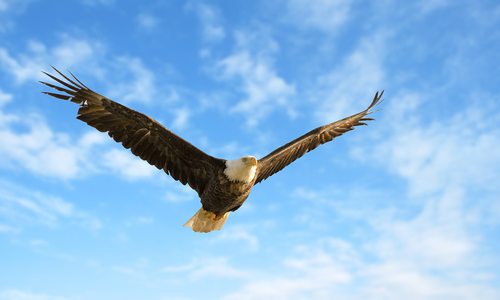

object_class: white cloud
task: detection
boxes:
[102,148,156,180]
[0,37,164,105]
[312,32,386,122]
[104,55,172,106]
[201,21,295,128]
[81,0,114,5]
[358,261,500,300]
[222,239,353,300]
[204,140,251,159]
[0,90,12,106]
[0,224,18,234]
[284,0,352,32]
[186,1,225,42]
[0,37,104,84]
[216,49,296,127]
[243,90,500,300]
[0,180,102,231]
[160,260,198,273]
[0,122,75,177]
[355,92,500,197]
[162,257,250,280]
[0,0,31,32]
[0,91,164,182]
[211,226,260,251]
[0,40,180,181]
[111,257,151,277]
[0,289,68,300]
[134,216,154,225]
[418,0,450,14]
[171,106,191,130]
[190,257,250,280]
[367,189,477,268]
[164,183,196,204]
[0,98,108,179]
[264,91,500,300]
[223,233,500,300]
[136,13,159,30]
[0,0,10,12]
[0,0,30,12]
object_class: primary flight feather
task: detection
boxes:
[40,67,383,233]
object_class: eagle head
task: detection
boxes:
[224,155,257,183]
[241,155,258,167]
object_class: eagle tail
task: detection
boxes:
[183,208,230,233]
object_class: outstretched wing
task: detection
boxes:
[40,67,225,195]
[255,91,383,184]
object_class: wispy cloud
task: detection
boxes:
[0,94,108,179]
[0,0,12,12]
[312,32,386,122]
[0,89,12,106]
[284,0,352,32]
[214,31,296,127]
[0,36,167,105]
[170,106,191,130]
[112,257,150,277]
[136,13,159,30]
[162,257,251,280]
[0,90,168,183]
[354,92,500,196]
[164,183,196,204]
[222,239,353,300]
[0,37,105,84]
[0,0,31,32]
[0,39,183,181]
[0,223,18,234]
[223,233,500,300]
[211,226,260,251]
[186,1,225,42]
[131,216,154,225]
[0,179,102,231]
[418,0,450,14]
[0,289,68,300]
[102,148,156,180]
[80,0,114,6]
[189,257,250,280]
[98,55,160,104]
[273,92,500,299]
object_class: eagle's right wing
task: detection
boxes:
[255,91,383,184]
[41,67,225,195]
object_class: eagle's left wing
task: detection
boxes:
[40,67,225,196]
[255,91,383,184]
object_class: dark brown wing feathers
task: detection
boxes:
[41,67,224,195]
[255,91,383,184]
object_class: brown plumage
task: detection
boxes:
[255,95,381,184]
[40,67,383,233]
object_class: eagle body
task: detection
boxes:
[186,157,257,232]
[203,157,257,214]
[41,67,383,233]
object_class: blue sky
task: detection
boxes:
[0,0,499,299]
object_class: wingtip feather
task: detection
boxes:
[367,90,384,111]
[68,71,89,89]
[42,91,72,100]
[50,66,85,90]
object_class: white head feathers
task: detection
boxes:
[224,156,257,183]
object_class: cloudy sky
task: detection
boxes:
[0,0,499,299]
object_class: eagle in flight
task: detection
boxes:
[41,67,383,233]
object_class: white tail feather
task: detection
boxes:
[183,208,230,233]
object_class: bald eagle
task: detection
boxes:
[40,67,383,233]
